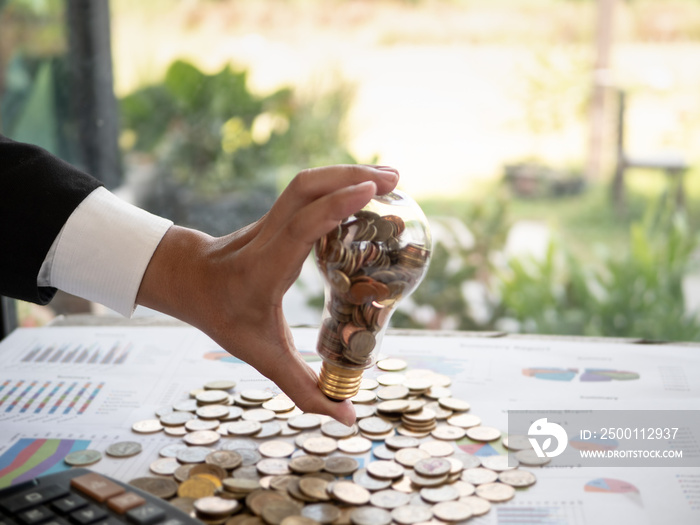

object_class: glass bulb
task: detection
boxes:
[314,190,432,400]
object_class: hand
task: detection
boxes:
[136,165,399,425]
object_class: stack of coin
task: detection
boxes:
[121,362,538,525]
[314,209,430,377]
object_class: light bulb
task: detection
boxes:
[314,190,432,400]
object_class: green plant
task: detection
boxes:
[500,194,700,341]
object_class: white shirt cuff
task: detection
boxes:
[38,187,173,317]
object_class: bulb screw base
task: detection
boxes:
[318,361,364,400]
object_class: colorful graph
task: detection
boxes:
[0,438,90,488]
[523,368,578,381]
[0,380,104,415]
[458,434,507,457]
[580,369,640,382]
[203,350,244,364]
[585,478,639,494]
[569,435,618,452]
[20,342,131,365]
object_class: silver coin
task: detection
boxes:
[498,468,538,487]
[515,449,551,466]
[391,505,434,525]
[350,506,392,525]
[479,454,518,472]
[64,449,101,467]
[105,441,142,458]
[175,446,212,464]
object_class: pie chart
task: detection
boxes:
[585,478,639,494]
[522,367,578,381]
[580,369,640,382]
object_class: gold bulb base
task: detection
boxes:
[318,362,364,400]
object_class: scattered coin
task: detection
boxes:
[300,503,340,524]
[324,456,359,476]
[461,467,499,485]
[514,449,551,466]
[432,500,473,522]
[431,425,466,441]
[366,460,405,480]
[176,446,212,464]
[183,430,220,446]
[447,413,482,428]
[502,434,534,451]
[476,481,516,502]
[377,358,408,371]
[129,477,178,499]
[321,420,357,439]
[131,419,163,434]
[150,457,180,476]
[64,449,102,467]
[480,455,518,472]
[391,505,433,524]
[465,425,502,442]
[369,488,411,509]
[203,380,237,391]
[227,420,262,437]
[394,447,430,468]
[302,436,338,455]
[418,440,454,457]
[350,505,392,525]
[288,414,323,430]
[259,440,295,458]
[460,495,491,516]
[331,481,370,505]
[337,436,372,454]
[206,450,242,470]
[105,441,142,458]
[178,478,218,499]
[420,484,460,503]
[160,411,195,426]
[498,469,538,487]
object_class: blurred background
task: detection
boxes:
[2,0,699,341]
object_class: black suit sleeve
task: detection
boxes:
[0,134,103,304]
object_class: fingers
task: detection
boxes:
[268,165,398,233]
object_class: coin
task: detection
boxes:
[300,503,340,524]
[240,389,275,403]
[105,441,142,458]
[290,455,326,474]
[164,426,188,437]
[369,489,411,509]
[372,444,395,460]
[204,380,237,391]
[193,496,239,519]
[237,448,262,466]
[391,505,434,525]
[447,413,481,428]
[376,385,409,400]
[159,443,189,458]
[196,390,229,405]
[437,397,470,412]
[350,390,377,404]
[150,457,180,475]
[64,449,102,466]
[257,458,291,476]
[185,418,220,432]
[452,452,482,469]
[385,435,420,450]
[498,469,537,487]
[357,417,393,434]
[160,411,195,426]
[184,430,221,446]
[321,420,357,439]
[299,477,331,501]
[407,470,448,487]
[190,463,227,480]
[324,456,359,476]
[377,358,408,371]
[414,457,451,477]
[288,414,323,430]
[173,399,198,412]
[220,437,258,451]
[359,378,379,390]
[350,506,392,525]
[465,426,501,442]
[376,373,406,387]
[227,420,263,437]
[394,447,430,468]
[174,464,196,483]
[285,515,325,525]
[263,395,296,413]
[432,501,473,522]
[131,419,163,433]
[431,425,466,441]
[259,440,295,458]
[222,478,261,494]
[461,467,499,485]
[514,449,551,466]
[480,455,518,472]
[366,460,405,480]
[331,481,370,505]
[178,477,218,499]
[261,500,304,525]
[242,408,276,423]
[176,446,212,464]
[302,436,338,455]
[475,482,516,502]
[459,495,491,516]
[452,480,476,497]
[169,497,196,515]
[420,484,459,503]
[502,434,534,451]
[206,450,243,470]
[418,440,454,457]
[196,404,231,420]
[337,436,372,454]
[352,469,392,491]
[129,477,178,499]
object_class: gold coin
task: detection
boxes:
[261,500,304,525]
[177,477,217,499]
[475,482,516,502]
[190,463,227,480]
[191,473,223,490]
[131,419,163,434]
[258,440,295,458]
[331,480,370,505]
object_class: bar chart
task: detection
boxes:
[19,342,132,365]
[0,379,104,416]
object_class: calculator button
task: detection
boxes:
[51,495,88,514]
[0,485,69,514]
[70,474,125,503]
[15,505,53,525]
[125,504,166,525]
[106,493,145,515]
[69,505,108,524]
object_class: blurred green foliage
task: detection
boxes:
[120,59,357,196]
[500,194,700,341]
